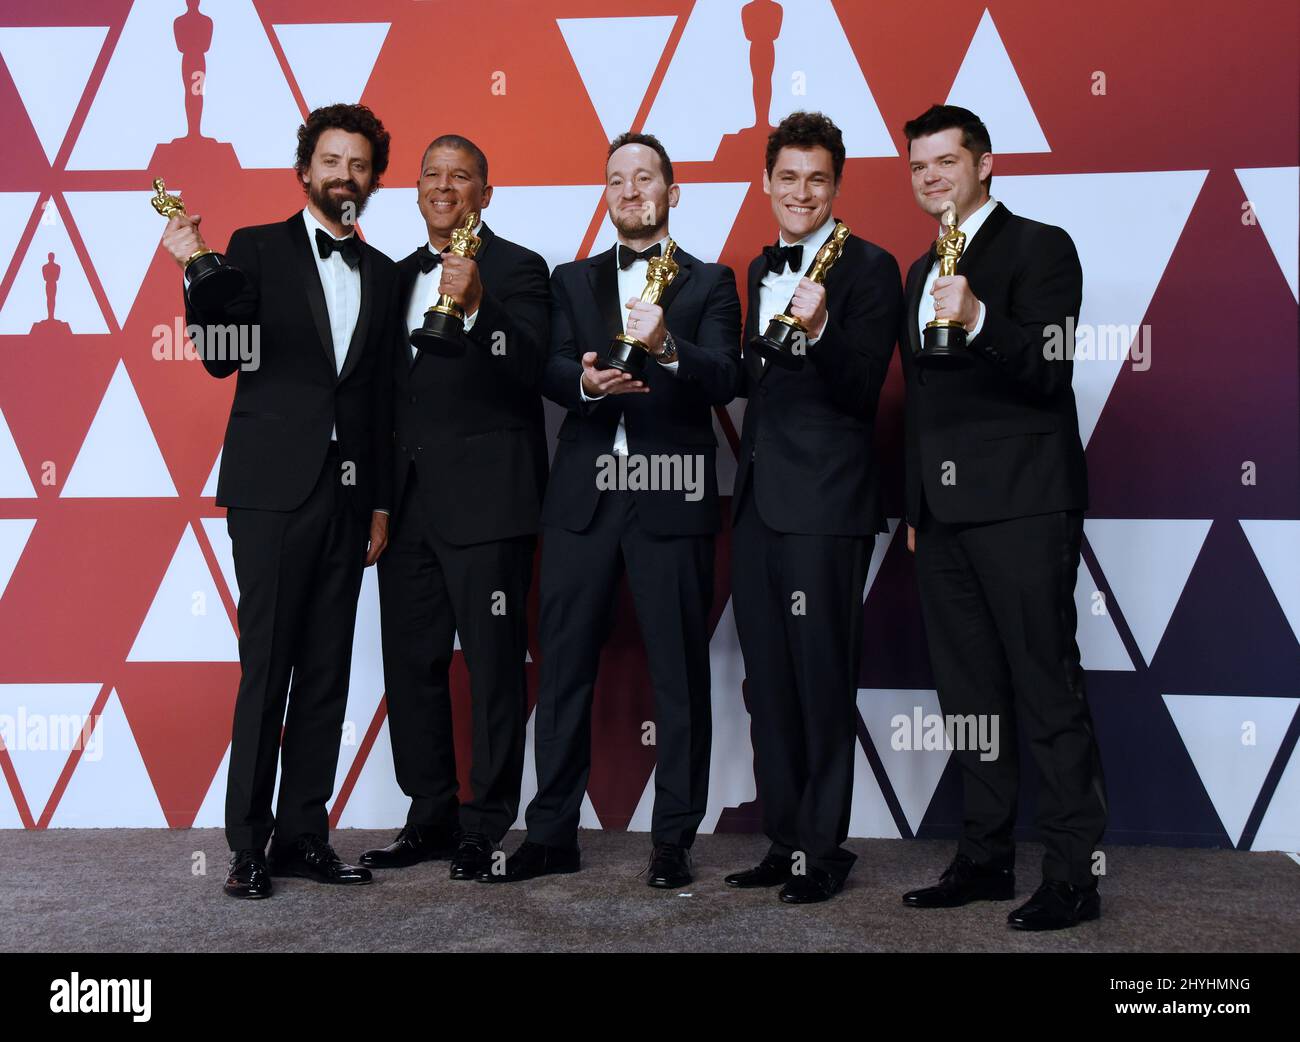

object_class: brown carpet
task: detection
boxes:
[1,830,1296,953]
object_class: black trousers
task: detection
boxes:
[377,470,534,841]
[914,505,1108,885]
[224,443,367,851]
[731,488,871,881]
[526,490,713,848]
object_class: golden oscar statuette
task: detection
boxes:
[409,211,482,357]
[750,221,850,370]
[150,177,248,313]
[920,203,967,362]
[597,239,680,377]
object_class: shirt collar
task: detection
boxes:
[302,205,356,245]
[945,196,997,244]
[615,234,670,260]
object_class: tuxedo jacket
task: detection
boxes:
[392,224,550,545]
[187,212,396,518]
[733,232,903,536]
[901,202,1088,526]
[540,244,741,536]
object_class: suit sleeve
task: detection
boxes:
[967,225,1082,400]
[467,249,550,390]
[184,226,262,380]
[541,269,595,414]
[808,248,903,422]
[670,265,741,406]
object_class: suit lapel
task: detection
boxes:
[286,213,337,375]
[956,201,1011,278]
[337,243,374,384]
[742,255,766,383]
[586,247,623,340]
[904,246,934,358]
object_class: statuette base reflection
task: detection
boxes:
[410,304,468,357]
[919,321,969,364]
[750,313,809,370]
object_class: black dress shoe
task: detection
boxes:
[449,832,495,880]
[778,866,843,904]
[725,854,794,888]
[646,842,692,889]
[1008,880,1100,931]
[359,823,460,868]
[268,835,372,885]
[478,840,580,883]
[224,849,272,899]
[902,854,1014,908]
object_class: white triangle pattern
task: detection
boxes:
[1235,167,1299,303]
[62,360,178,497]
[63,191,168,327]
[0,683,103,823]
[1085,518,1211,666]
[127,523,238,662]
[558,16,677,142]
[0,407,36,498]
[273,22,390,111]
[1239,520,1300,646]
[945,9,1049,153]
[1163,693,1298,847]
[0,519,36,604]
[48,688,168,827]
[1075,556,1135,671]
[857,688,948,835]
[0,26,108,163]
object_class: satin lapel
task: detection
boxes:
[955,201,1011,279]
[657,252,691,319]
[742,255,766,384]
[586,248,623,340]
[905,246,933,358]
[286,213,337,375]
[337,244,374,384]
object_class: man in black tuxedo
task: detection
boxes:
[360,135,550,881]
[897,105,1107,930]
[163,104,398,899]
[487,133,741,888]
[726,112,902,904]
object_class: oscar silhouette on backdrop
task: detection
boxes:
[714,0,784,167]
[149,0,240,177]
[32,252,71,334]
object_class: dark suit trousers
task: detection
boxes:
[526,490,713,848]
[224,443,367,851]
[731,487,871,882]
[914,506,1108,885]
[377,469,534,842]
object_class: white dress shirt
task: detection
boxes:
[301,207,361,441]
[404,221,483,361]
[755,215,836,364]
[580,236,680,457]
[918,195,996,344]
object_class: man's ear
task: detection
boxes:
[668,184,681,208]
[762,168,772,195]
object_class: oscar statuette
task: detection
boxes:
[597,239,680,378]
[920,203,967,363]
[750,221,850,370]
[151,177,249,313]
[410,211,482,357]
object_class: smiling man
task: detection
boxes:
[488,132,740,889]
[162,103,399,899]
[362,135,550,883]
[727,111,902,904]
[897,104,1106,931]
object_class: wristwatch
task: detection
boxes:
[656,331,679,365]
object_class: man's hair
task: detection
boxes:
[421,134,489,185]
[607,131,674,186]
[765,111,846,183]
[294,103,391,188]
[902,104,993,189]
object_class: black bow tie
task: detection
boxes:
[618,242,661,270]
[416,243,444,274]
[763,242,803,274]
[315,228,360,269]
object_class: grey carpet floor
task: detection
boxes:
[1,830,1296,953]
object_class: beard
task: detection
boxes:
[308,177,372,227]
[611,205,666,241]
